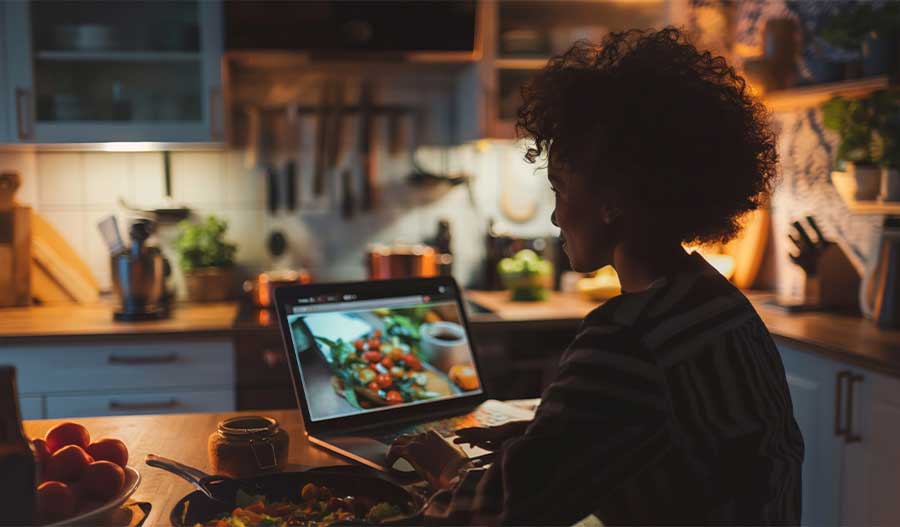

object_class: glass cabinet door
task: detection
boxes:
[3,0,222,144]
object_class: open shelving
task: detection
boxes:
[831,171,900,215]
[764,76,890,113]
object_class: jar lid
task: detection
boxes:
[217,416,279,439]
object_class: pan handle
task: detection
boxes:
[145,454,216,499]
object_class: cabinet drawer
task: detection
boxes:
[46,389,235,418]
[236,386,296,411]
[19,395,43,420]
[5,339,234,394]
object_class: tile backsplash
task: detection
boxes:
[1,142,556,297]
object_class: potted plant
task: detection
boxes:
[875,91,900,201]
[173,215,238,302]
[817,3,898,78]
[823,94,883,200]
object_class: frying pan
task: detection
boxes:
[146,455,425,526]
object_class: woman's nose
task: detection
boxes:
[550,211,559,227]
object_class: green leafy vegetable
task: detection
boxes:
[235,488,265,508]
[366,502,404,522]
[173,215,237,271]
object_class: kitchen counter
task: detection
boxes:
[467,289,900,378]
[0,302,238,344]
[22,411,347,527]
[465,289,600,327]
[4,290,900,379]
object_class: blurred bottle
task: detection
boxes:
[434,219,453,276]
[0,366,36,525]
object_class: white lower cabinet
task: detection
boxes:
[841,370,900,526]
[45,389,234,418]
[19,395,43,420]
[5,337,235,418]
[779,344,844,527]
[779,343,900,527]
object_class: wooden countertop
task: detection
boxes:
[4,289,900,379]
[465,290,900,377]
[0,303,238,344]
[754,299,900,378]
[23,411,346,527]
[465,290,601,323]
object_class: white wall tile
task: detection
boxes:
[219,209,266,266]
[170,152,225,205]
[37,153,83,207]
[131,152,166,205]
[223,150,264,208]
[83,153,131,207]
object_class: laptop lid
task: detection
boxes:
[274,276,488,437]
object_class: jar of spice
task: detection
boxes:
[208,416,289,478]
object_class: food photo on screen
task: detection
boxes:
[286,300,482,421]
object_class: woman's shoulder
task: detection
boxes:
[576,255,759,360]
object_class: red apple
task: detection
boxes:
[50,444,93,482]
[81,461,125,502]
[86,438,128,469]
[45,422,90,453]
[31,438,52,482]
[36,481,76,523]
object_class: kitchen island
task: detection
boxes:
[23,410,348,527]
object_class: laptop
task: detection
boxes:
[274,276,534,472]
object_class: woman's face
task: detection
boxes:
[548,152,619,273]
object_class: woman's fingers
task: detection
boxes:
[454,426,491,442]
[454,426,503,450]
[386,434,418,465]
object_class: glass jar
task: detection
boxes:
[208,416,289,478]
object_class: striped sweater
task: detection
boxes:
[428,252,804,525]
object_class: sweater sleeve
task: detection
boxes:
[426,325,686,526]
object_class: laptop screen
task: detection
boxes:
[283,286,484,423]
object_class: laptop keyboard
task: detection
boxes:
[372,406,516,446]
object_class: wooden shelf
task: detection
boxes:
[832,170,900,215]
[764,76,890,112]
[35,50,202,62]
[495,57,549,70]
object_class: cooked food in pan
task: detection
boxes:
[198,483,405,527]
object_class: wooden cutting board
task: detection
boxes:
[30,210,100,304]
[0,206,31,307]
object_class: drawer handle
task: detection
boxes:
[15,88,34,140]
[835,370,850,438]
[109,399,178,411]
[108,352,178,365]
[846,373,864,444]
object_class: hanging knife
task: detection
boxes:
[285,160,297,211]
[358,80,376,211]
[267,165,279,214]
[313,81,331,197]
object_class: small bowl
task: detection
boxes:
[47,466,141,527]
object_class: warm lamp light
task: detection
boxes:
[702,253,736,280]
[684,245,736,280]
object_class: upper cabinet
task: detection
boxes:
[1,0,223,145]
[0,5,10,143]
[458,0,671,142]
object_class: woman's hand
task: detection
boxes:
[453,420,531,451]
[386,431,471,490]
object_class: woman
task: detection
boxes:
[388,28,803,525]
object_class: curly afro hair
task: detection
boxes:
[517,27,778,245]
